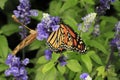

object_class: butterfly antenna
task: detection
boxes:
[12,15,35,33]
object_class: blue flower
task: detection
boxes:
[36,23,49,40]
[80,73,92,80]
[13,0,38,39]
[22,58,29,65]
[96,0,115,15]
[13,0,38,25]
[5,54,29,80]
[36,13,60,41]
[111,21,120,52]
[44,49,52,60]
[58,56,67,66]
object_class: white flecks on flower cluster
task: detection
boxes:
[82,13,97,26]
[78,13,97,32]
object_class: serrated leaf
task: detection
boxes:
[37,56,48,64]
[1,24,19,36]
[81,54,92,72]
[57,64,66,74]
[60,0,78,13]
[42,61,54,73]
[66,59,82,72]
[88,40,108,54]
[0,35,9,58]
[88,51,103,65]
[0,0,7,9]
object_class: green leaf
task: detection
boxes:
[60,0,78,13]
[44,67,57,80]
[57,64,66,74]
[100,16,118,24]
[0,64,8,72]
[0,77,6,80]
[35,66,45,80]
[113,0,120,12]
[68,71,76,80]
[88,51,103,65]
[66,59,82,72]
[84,0,95,5]
[88,40,108,54]
[0,35,9,58]
[1,24,19,36]
[28,40,41,51]
[42,61,54,73]
[36,66,57,80]
[49,1,62,15]
[81,54,92,72]
[0,58,5,64]
[37,56,48,64]
[63,16,78,30]
[52,53,60,61]
[96,66,106,78]
[107,65,117,77]
[0,0,7,9]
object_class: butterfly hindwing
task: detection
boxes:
[62,24,86,53]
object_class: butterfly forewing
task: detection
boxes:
[47,27,65,52]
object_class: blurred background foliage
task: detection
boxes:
[0,0,120,80]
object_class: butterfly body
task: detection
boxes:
[47,24,86,53]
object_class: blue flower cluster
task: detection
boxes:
[5,54,29,80]
[13,0,38,39]
[111,21,120,52]
[96,0,115,15]
[13,0,38,25]
[36,13,60,40]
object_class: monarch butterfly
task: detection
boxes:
[47,24,86,53]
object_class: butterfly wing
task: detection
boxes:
[47,24,86,53]
[47,26,65,52]
[60,24,86,53]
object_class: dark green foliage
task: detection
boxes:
[0,0,120,80]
